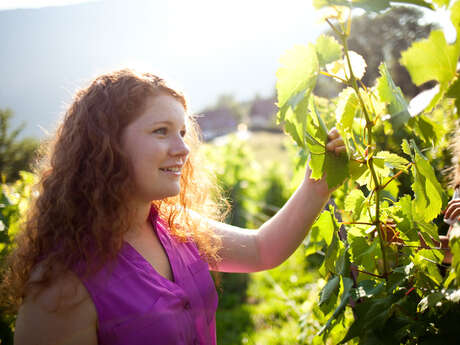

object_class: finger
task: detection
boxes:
[326,138,345,151]
[449,206,460,219]
[334,145,347,154]
[328,127,340,140]
[444,200,460,218]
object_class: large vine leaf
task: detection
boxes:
[393,194,419,242]
[326,51,367,81]
[348,226,379,272]
[400,30,460,111]
[307,99,350,188]
[373,151,409,172]
[318,277,354,335]
[344,189,366,220]
[319,275,341,314]
[276,44,319,133]
[336,88,360,131]
[409,140,446,222]
[376,63,410,130]
[316,35,342,68]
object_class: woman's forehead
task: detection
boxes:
[136,94,188,126]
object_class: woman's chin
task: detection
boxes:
[150,187,181,200]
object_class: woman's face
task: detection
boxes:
[120,94,190,203]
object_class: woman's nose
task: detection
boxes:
[170,136,190,158]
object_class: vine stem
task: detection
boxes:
[341,30,389,279]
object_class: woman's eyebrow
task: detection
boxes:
[148,120,186,128]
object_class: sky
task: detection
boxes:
[0,0,323,138]
[0,0,453,139]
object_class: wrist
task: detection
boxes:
[300,176,332,202]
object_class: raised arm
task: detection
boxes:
[211,129,345,273]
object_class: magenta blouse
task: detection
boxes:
[73,206,219,345]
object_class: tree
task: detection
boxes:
[0,109,39,182]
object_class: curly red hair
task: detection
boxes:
[0,68,225,314]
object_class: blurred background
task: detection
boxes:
[0,1,454,344]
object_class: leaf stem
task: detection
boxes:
[350,266,385,279]
[380,163,413,190]
[342,221,374,226]
[319,70,348,84]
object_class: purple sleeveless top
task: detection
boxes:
[73,206,218,345]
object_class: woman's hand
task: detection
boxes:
[303,128,347,198]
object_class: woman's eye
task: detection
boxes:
[153,127,167,135]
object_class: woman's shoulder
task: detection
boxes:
[27,262,94,312]
[14,262,98,345]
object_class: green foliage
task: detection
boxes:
[0,109,39,183]
[316,6,437,100]
[0,171,36,345]
[400,29,460,110]
[276,1,460,343]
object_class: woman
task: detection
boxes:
[2,69,345,345]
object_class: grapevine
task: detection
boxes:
[276,0,460,343]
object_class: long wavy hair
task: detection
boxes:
[1,68,225,314]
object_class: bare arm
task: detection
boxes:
[210,129,345,273]
[14,269,98,345]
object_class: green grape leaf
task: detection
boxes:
[340,294,401,344]
[318,277,354,335]
[325,228,340,274]
[376,63,410,129]
[311,210,336,245]
[410,140,446,222]
[307,99,349,188]
[401,139,412,157]
[417,292,445,313]
[349,160,367,181]
[408,114,438,145]
[373,151,409,172]
[413,249,444,286]
[284,116,304,148]
[276,44,319,126]
[452,1,460,38]
[351,280,384,300]
[319,275,340,314]
[344,189,366,219]
[400,30,459,111]
[394,194,419,241]
[336,88,360,131]
[327,51,367,81]
[348,230,379,272]
[316,35,342,68]
[324,152,350,189]
[446,76,460,112]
